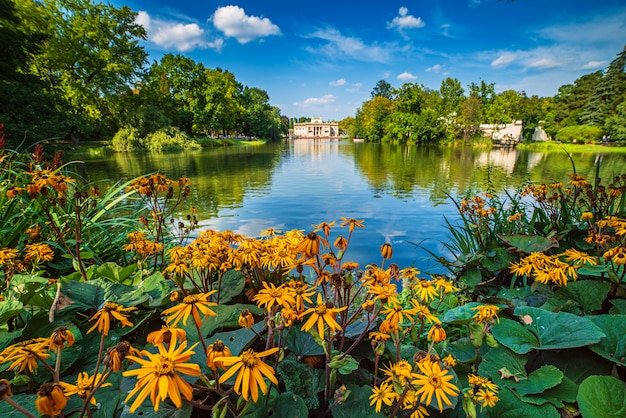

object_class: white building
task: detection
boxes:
[292,117,339,138]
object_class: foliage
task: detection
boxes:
[555,125,603,144]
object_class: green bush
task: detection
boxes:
[555,125,603,144]
[142,127,201,152]
[110,127,142,151]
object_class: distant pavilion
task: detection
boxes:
[292,117,339,138]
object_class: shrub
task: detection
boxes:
[142,127,201,152]
[556,125,603,144]
[110,126,141,151]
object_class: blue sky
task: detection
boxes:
[113,0,626,121]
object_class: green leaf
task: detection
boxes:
[211,269,245,304]
[285,327,326,358]
[442,302,484,325]
[491,318,540,354]
[446,337,478,363]
[245,392,309,418]
[277,359,325,409]
[577,375,626,418]
[541,348,615,384]
[514,365,563,396]
[587,315,626,366]
[93,261,138,282]
[609,299,626,314]
[478,346,527,391]
[498,234,558,253]
[0,299,23,325]
[546,280,611,314]
[196,303,263,338]
[0,394,39,417]
[486,388,560,418]
[497,307,605,353]
[481,247,515,271]
[331,384,387,418]
[520,376,578,408]
[459,268,482,291]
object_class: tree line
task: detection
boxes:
[0,0,288,145]
[341,45,626,144]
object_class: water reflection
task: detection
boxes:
[76,141,624,274]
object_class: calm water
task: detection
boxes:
[74,140,625,274]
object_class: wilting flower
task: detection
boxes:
[380,243,393,259]
[123,337,201,413]
[214,347,279,402]
[442,354,457,368]
[369,381,396,413]
[427,324,447,343]
[238,309,255,328]
[300,293,346,338]
[104,341,140,372]
[49,326,75,350]
[206,340,232,371]
[146,326,187,345]
[87,302,137,335]
[162,291,217,327]
[412,359,459,412]
[339,217,365,234]
[60,372,111,405]
[295,231,329,258]
[36,383,67,416]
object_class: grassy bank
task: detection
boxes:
[518,140,626,153]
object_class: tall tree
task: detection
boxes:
[581,45,626,125]
[20,0,148,138]
[371,80,393,100]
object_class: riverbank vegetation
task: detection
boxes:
[1,133,625,417]
[341,45,626,145]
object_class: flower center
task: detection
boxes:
[429,375,442,388]
[314,304,328,315]
[241,350,258,368]
[183,294,201,304]
[156,355,176,375]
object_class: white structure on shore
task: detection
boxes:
[292,117,339,138]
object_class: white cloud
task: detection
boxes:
[330,78,347,86]
[387,7,425,31]
[397,72,417,81]
[491,52,517,68]
[581,60,607,70]
[211,6,280,44]
[303,27,395,63]
[135,11,222,51]
[425,64,443,73]
[352,82,363,87]
[293,94,337,106]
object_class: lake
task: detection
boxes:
[74,140,625,274]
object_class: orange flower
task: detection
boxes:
[87,302,136,335]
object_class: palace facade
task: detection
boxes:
[292,117,339,138]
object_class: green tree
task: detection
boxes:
[21,0,148,139]
[459,94,483,139]
[371,79,393,100]
[199,68,244,136]
[439,77,464,139]
[358,96,392,141]
[468,80,495,106]
[605,101,626,141]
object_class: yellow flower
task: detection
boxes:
[413,279,439,303]
[23,242,55,264]
[380,243,393,259]
[123,337,201,413]
[427,324,447,343]
[238,309,255,328]
[369,381,396,412]
[36,383,67,416]
[467,374,499,392]
[162,291,217,327]
[442,354,457,368]
[562,249,597,265]
[412,359,459,412]
[402,390,431,418]
[146,326,187,345]
[215,347,279,402]
[2,338,50,373]
[60,372,112,405]
[48,326,75,350]
[0,248,19,266]
[471,305,500,324]
[104,340,140,372]
[475,389,499,409]
[295,231,329,257]
[339,217,365,234]
[87,302,137,335]
[380,302,416,331]
[253,281,296,312]
[300,293,346,338]
[206,340,232,371]
[288,280,316,313]
[409,300,441,324]
[581,211,594,221]
[381,359,414,385]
